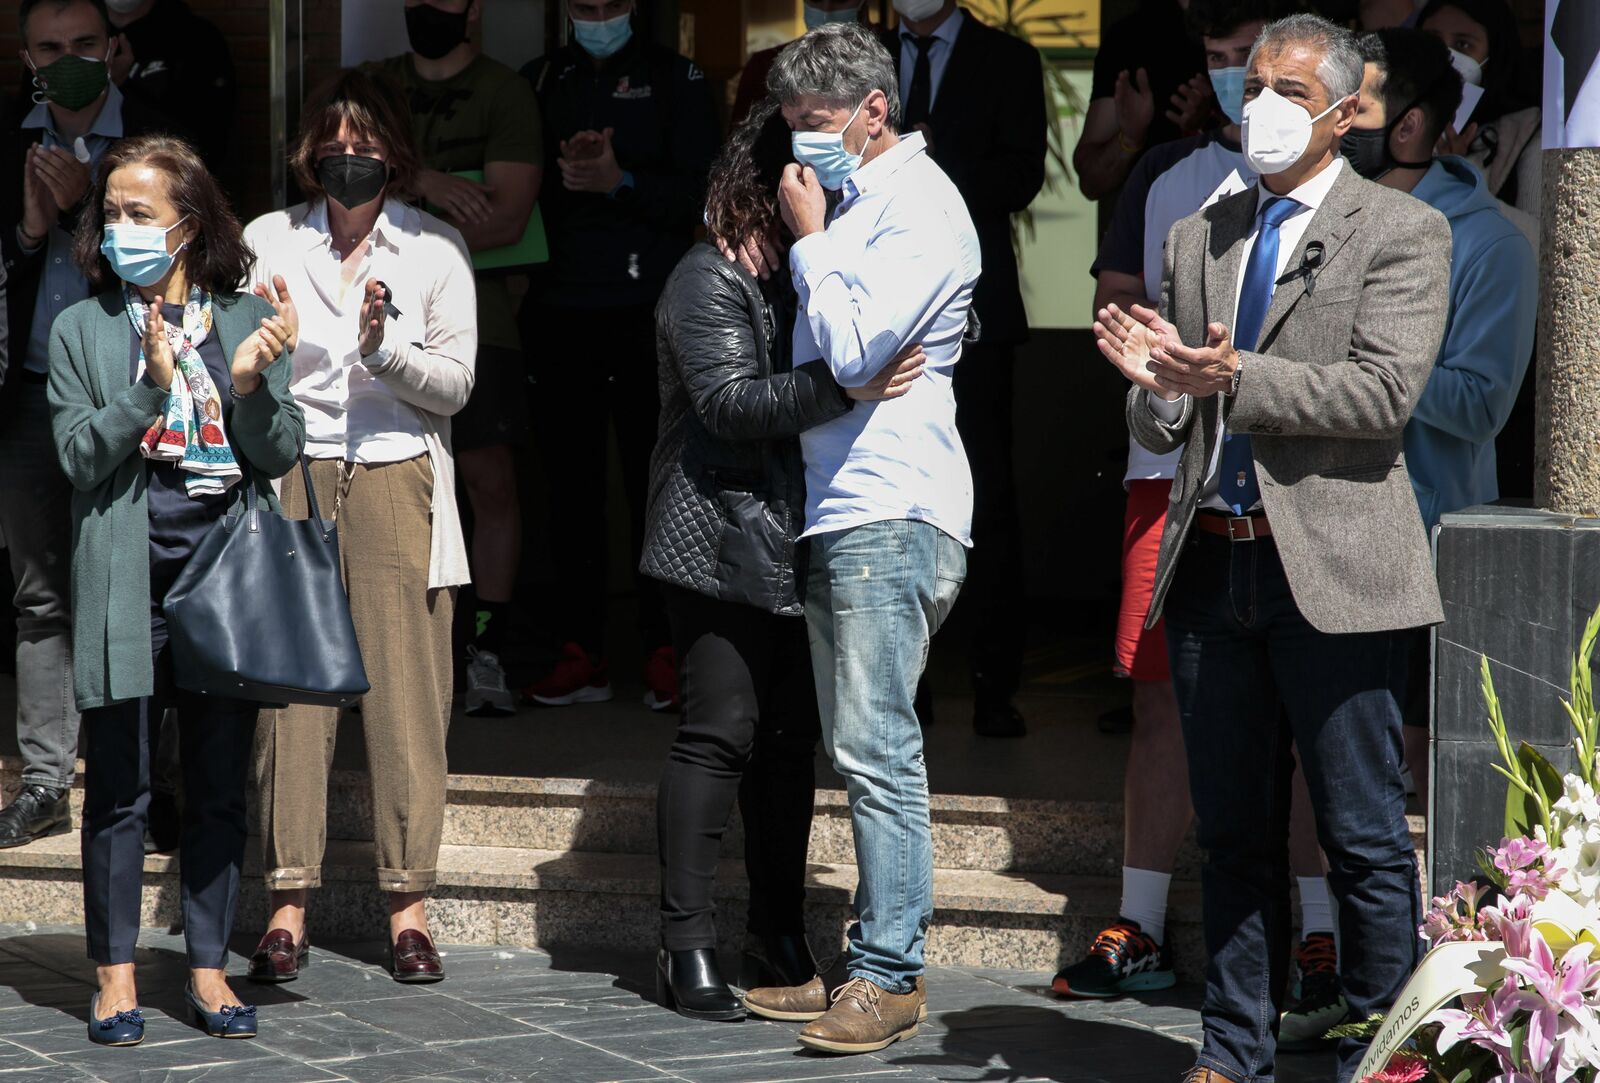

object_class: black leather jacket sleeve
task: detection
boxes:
[664,256,851,442]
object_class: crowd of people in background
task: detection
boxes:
[0,0,1548,1075]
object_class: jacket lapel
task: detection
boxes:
[1203,189,1255,333]
[1256,167,1362,351]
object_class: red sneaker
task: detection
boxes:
[524,642,613,706]
[643,646,680,712]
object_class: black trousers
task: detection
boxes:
[525,300,667,655]
[952,341,1025,701]
[657,584,819,949]
[80,628,256,968]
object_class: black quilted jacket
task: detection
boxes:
[640,244,853,616]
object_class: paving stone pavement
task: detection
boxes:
[0,924,1338,1083]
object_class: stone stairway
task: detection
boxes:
[0,755,1423,982]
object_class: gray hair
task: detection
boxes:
[1247,13,1364,105]
[767,22,902,131]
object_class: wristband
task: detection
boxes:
[1118,134,1142,155]
[1227,355,1244,397]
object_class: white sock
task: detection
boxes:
[1298,876,1334,936]
[1119,866,1172,945]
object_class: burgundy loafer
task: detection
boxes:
[247,927,309,983]
[389,929,445,984]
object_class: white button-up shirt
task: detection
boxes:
[788,132,983,544]
[1151,158,1344,511]
[244,198,478,588]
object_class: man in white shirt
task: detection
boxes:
[1097,14,1451,1083]
[739,21,981,1056]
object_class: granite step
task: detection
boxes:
[1,758,1425,881]
[0,832,1210,979]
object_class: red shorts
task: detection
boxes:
[1114,479,1172,682]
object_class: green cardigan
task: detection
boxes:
[47,289,306,711]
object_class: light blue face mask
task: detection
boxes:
[791,99,866,191]
[100,216,189,288]
[803,2,861,31]
[1209,66,1246,126]
[573,12,632,60]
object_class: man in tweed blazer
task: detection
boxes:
[1096,14,1451,1083]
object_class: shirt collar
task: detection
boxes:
[299,197,419,253]
[898,7,963,46]
[1255,156,1343,217]
[22,82,125,139]
[842,131,928,202]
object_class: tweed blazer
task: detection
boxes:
[1128,164,1452,635]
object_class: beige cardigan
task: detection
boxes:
[243,199,476,590]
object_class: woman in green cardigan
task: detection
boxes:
[47,134,304,1048]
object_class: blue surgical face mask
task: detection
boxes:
[791,99,866,190]
[803,2,861,30]
[101,216,189,288]
[572,12,632,59]
[1209,66,1246,126]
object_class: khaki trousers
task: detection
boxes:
[253,455,455,893]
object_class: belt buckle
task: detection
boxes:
[1226,516,1256,542]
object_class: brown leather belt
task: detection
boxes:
[1194,511,1273,541]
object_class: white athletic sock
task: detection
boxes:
[1298,876,1335,937]
[1119,866,1172,945]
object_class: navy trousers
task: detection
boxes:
[1164,532,1420,1083]
[80,629,257,968]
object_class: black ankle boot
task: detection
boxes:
[656,949,745,1021]
[739,932,818,990]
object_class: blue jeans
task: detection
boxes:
[805,520,966,994]
[1164,533,1420,1083]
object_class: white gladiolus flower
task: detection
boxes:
[1554,819,1600,905]
[1554,774,1600,826]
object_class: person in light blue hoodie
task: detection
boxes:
[1350,28,1537,533]
[1347,27,1536,809]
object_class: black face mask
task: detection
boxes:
[317,155,388,210]
[1340,105,1434,180]
[405,2,469,61]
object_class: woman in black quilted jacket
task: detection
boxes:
[640,98,924,1022]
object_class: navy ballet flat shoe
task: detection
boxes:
[185,983,258,1039]
[88,994,145,1047]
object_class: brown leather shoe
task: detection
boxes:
[1181,1067,1242,1083]
[796,976,924,1054]
[748,970,927,1024]
[246,927,309,984]
[389,929,445,984]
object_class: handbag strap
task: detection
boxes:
[243,455,331,540]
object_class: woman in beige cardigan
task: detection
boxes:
[243,68,477,985]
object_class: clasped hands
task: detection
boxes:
[1093,302,1239,401]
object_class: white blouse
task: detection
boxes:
[244,198,479,590]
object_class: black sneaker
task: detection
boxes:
[0,785,70,848]
[1278,932,1347,1050]
[1052,918,1176,998]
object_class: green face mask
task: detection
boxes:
[29,53,110,112]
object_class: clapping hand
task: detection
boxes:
[849,344,926,402]
[1094,302,1184,399]
[230,310,293,395]
[778,164,826,241]
[357,278,388,358]
[558,127,625,194]
[142,297,177,391]
[27,144,91,216]
[1166,74,1215,132]
[1149,318,1238,399]
[1113,68,1155,146]
[252,274,299,352]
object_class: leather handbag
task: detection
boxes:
[162,456,370,707]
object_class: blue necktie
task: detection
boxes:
[1218,196,1299,515]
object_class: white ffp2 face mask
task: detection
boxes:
[892,0,945,21]
[1241,86,1345,176]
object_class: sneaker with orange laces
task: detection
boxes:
[1278,931,1346,1050]
[524,642,614,706]
[1051,918,1175,999]
[643,646,679,712]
